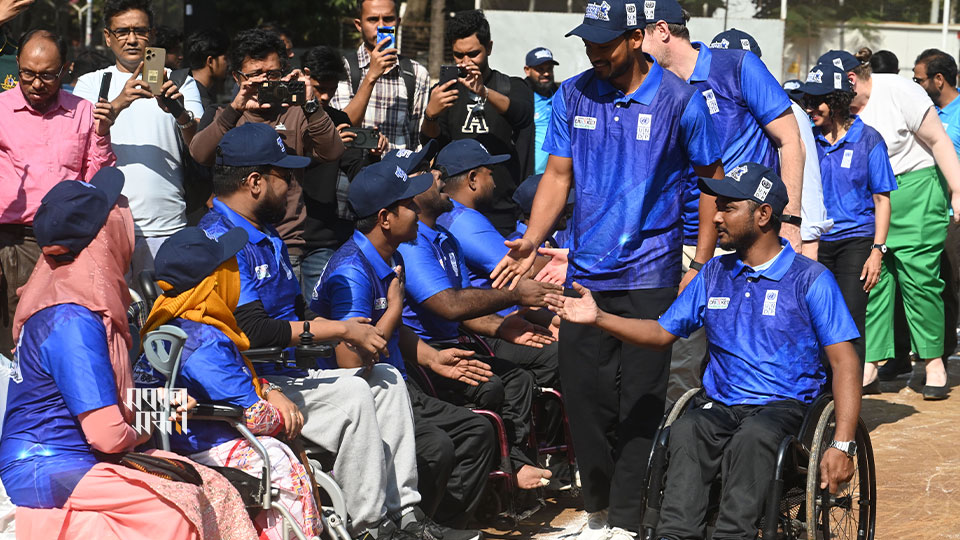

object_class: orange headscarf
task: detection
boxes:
[13,199,136,418]
[141,257,262,396]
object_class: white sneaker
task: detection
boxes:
[607,527,637,540]
[577,509,610,540]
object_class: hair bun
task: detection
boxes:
[855,47,873,64]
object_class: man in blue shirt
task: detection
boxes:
[524,46,560,174]
[509,173,574,247]
[545,163,862,540]
[489,2,723,537]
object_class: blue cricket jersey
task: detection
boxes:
[534,91,553,174]
[938,95,960,156]
[543,59,721,290]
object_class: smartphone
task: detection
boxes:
[256,80,307,107]
[376,26,396,52]
[142,47,166,95]
[344,127,380,150]
[439,64,465,85]
[98,72,112,101]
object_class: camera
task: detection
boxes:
[257,80,307,107]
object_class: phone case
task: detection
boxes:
[376,26,396,51]
[142,47,166,95]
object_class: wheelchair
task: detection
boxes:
[639,388,877,540]
[133,274,353,540]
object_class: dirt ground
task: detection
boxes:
[482,360,960,539]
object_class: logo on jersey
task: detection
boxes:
[727,165,748,181]
[586,1,611,20]
[636,113,652,141]
[644,0,656,20]
[754,177,773,201]
[807,69,823,83]
[449,253,460,276]
[702,89,720,115]
[461,103,489,134]
[626,3,638,26]
[841,149,854,168]
[375,297,388,310]
[762,290,778,316]
[254,264,270,280]
[574,116,597,130]
[707,297,730,310]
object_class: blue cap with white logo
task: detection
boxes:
[381,139,439,174]
[799,63,853,96]
[434,139,510,178]
[642,0,686,25]
[566,0,644,44]
[348,160,433,218]
[216,123,312,169]
[698,162,788,216]
[525,47,559,67]
[817,50,860,73]
[782,79,803,102]
[709,28,762,58]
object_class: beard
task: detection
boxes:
[527,77,557,97]
[254,188,288,225]
[717,225,758,253]
[421,192,454,218]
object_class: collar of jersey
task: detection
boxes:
[211,197,268,244]
[730,238,795,281]
[816,115,865,151]
[688,42,712,83]
[353,229,395,281]
[596,57,663,105]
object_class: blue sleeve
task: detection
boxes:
[448,214,510,275]
[179,339,259,408]
[451,236,472,289]
[657,269,707,338]
[323,267,375,320]
[542,83,572,158]
[236,248,261,306]
[867,140,898,194]
[43,310,118,416]
[399,242,456,303]
[805,270,860,347]
[679,91,722,167]
[740,53,792,126]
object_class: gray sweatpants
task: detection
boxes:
[265,364,420,533]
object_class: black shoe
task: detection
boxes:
[923,384,950,400]
[878,357,912,381]
[862,379,881,395]
[364,518,417,540]
[401,507,482,540]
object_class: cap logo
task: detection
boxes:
[754,177,773,201]
[728,165,748,181]
[395,166,408,182]
[807,69,823,83]
[834,72,843,89]
[710,38,729,49]
[585,1,611,21]
[832,58,843,69]
[535,49,552,59]
[740,38,751,50]
[644,0,656,20]
[276,136,286,152]
[395,149,413,158]
[626,4,637,26]
[784,81,800,90]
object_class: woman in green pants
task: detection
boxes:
[839,47,960,399]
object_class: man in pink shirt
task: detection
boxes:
[0,29,115,353]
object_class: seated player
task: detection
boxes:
[508,173,575,248]
[135,226,321,539]
[546,163,861,540]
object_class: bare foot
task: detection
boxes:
[863,362,878,386]
[925,357,948,387]
[516,464,552,489]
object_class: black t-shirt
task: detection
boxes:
[429,69,534,234]
[301,106,370,252]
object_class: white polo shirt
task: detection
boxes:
[858,73,936,176]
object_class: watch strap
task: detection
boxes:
[829,440,856,457]
[689,260,704,272]
[780,214,802,226]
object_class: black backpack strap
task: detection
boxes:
[170,67,190,89]
[344,52,363,96]
[398,56,416,115]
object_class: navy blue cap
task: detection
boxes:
[348,160,433,218]
[34,167,125,261]
[817,50,860,73]
[698,162,788,216]
[799,63,853,96]
[782,79,803,101]
[642,0,686,25]
[154,226,249,296]
[435,139,510,178]
[709,28,762,58]
[512,174,575,214]
[566,0,644,44]
[216,123,312,169]
[380,139,438,174]
[525,47,559,67]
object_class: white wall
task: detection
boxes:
[483,10,785,83]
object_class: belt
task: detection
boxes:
[0,223,33,236]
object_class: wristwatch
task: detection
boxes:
[689,260,704,272]
[262,382,284,397]
[872,243,887,254]
[176,110,195,129]
[829,440,857,458]
[780,214,802,226]
[302,98,321,115]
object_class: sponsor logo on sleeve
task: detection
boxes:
[707,297,730,309]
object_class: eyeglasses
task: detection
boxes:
[235,69,284,81]
[18,65,64,84]
[107,27,152,39]
[263,170,292,184]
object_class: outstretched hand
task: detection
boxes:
[535,247,568,285]
[430,348,492,386]
[543,282,600,325]
[491,237,537,290]
[497,313,555,348]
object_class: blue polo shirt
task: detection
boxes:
[199,198,303,377]
[310,230,405,376]
[0,304,116,508]
[544,60,721,290]
[938,95,960,156]
[534,92,553,174]
[437,199,509,289]
[681,44,792,245]
[397,221,471,342]
[815,116,898,241]
[133,319,260,455]
[658,241,859,406]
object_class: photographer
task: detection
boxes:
[189,29,344,276]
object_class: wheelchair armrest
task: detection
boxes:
[190,403,245,419]
[293,342,337,370]
[243,347,287,363]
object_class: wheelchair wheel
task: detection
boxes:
[805,401,876,540]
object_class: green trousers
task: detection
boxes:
[866,166,949,362]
